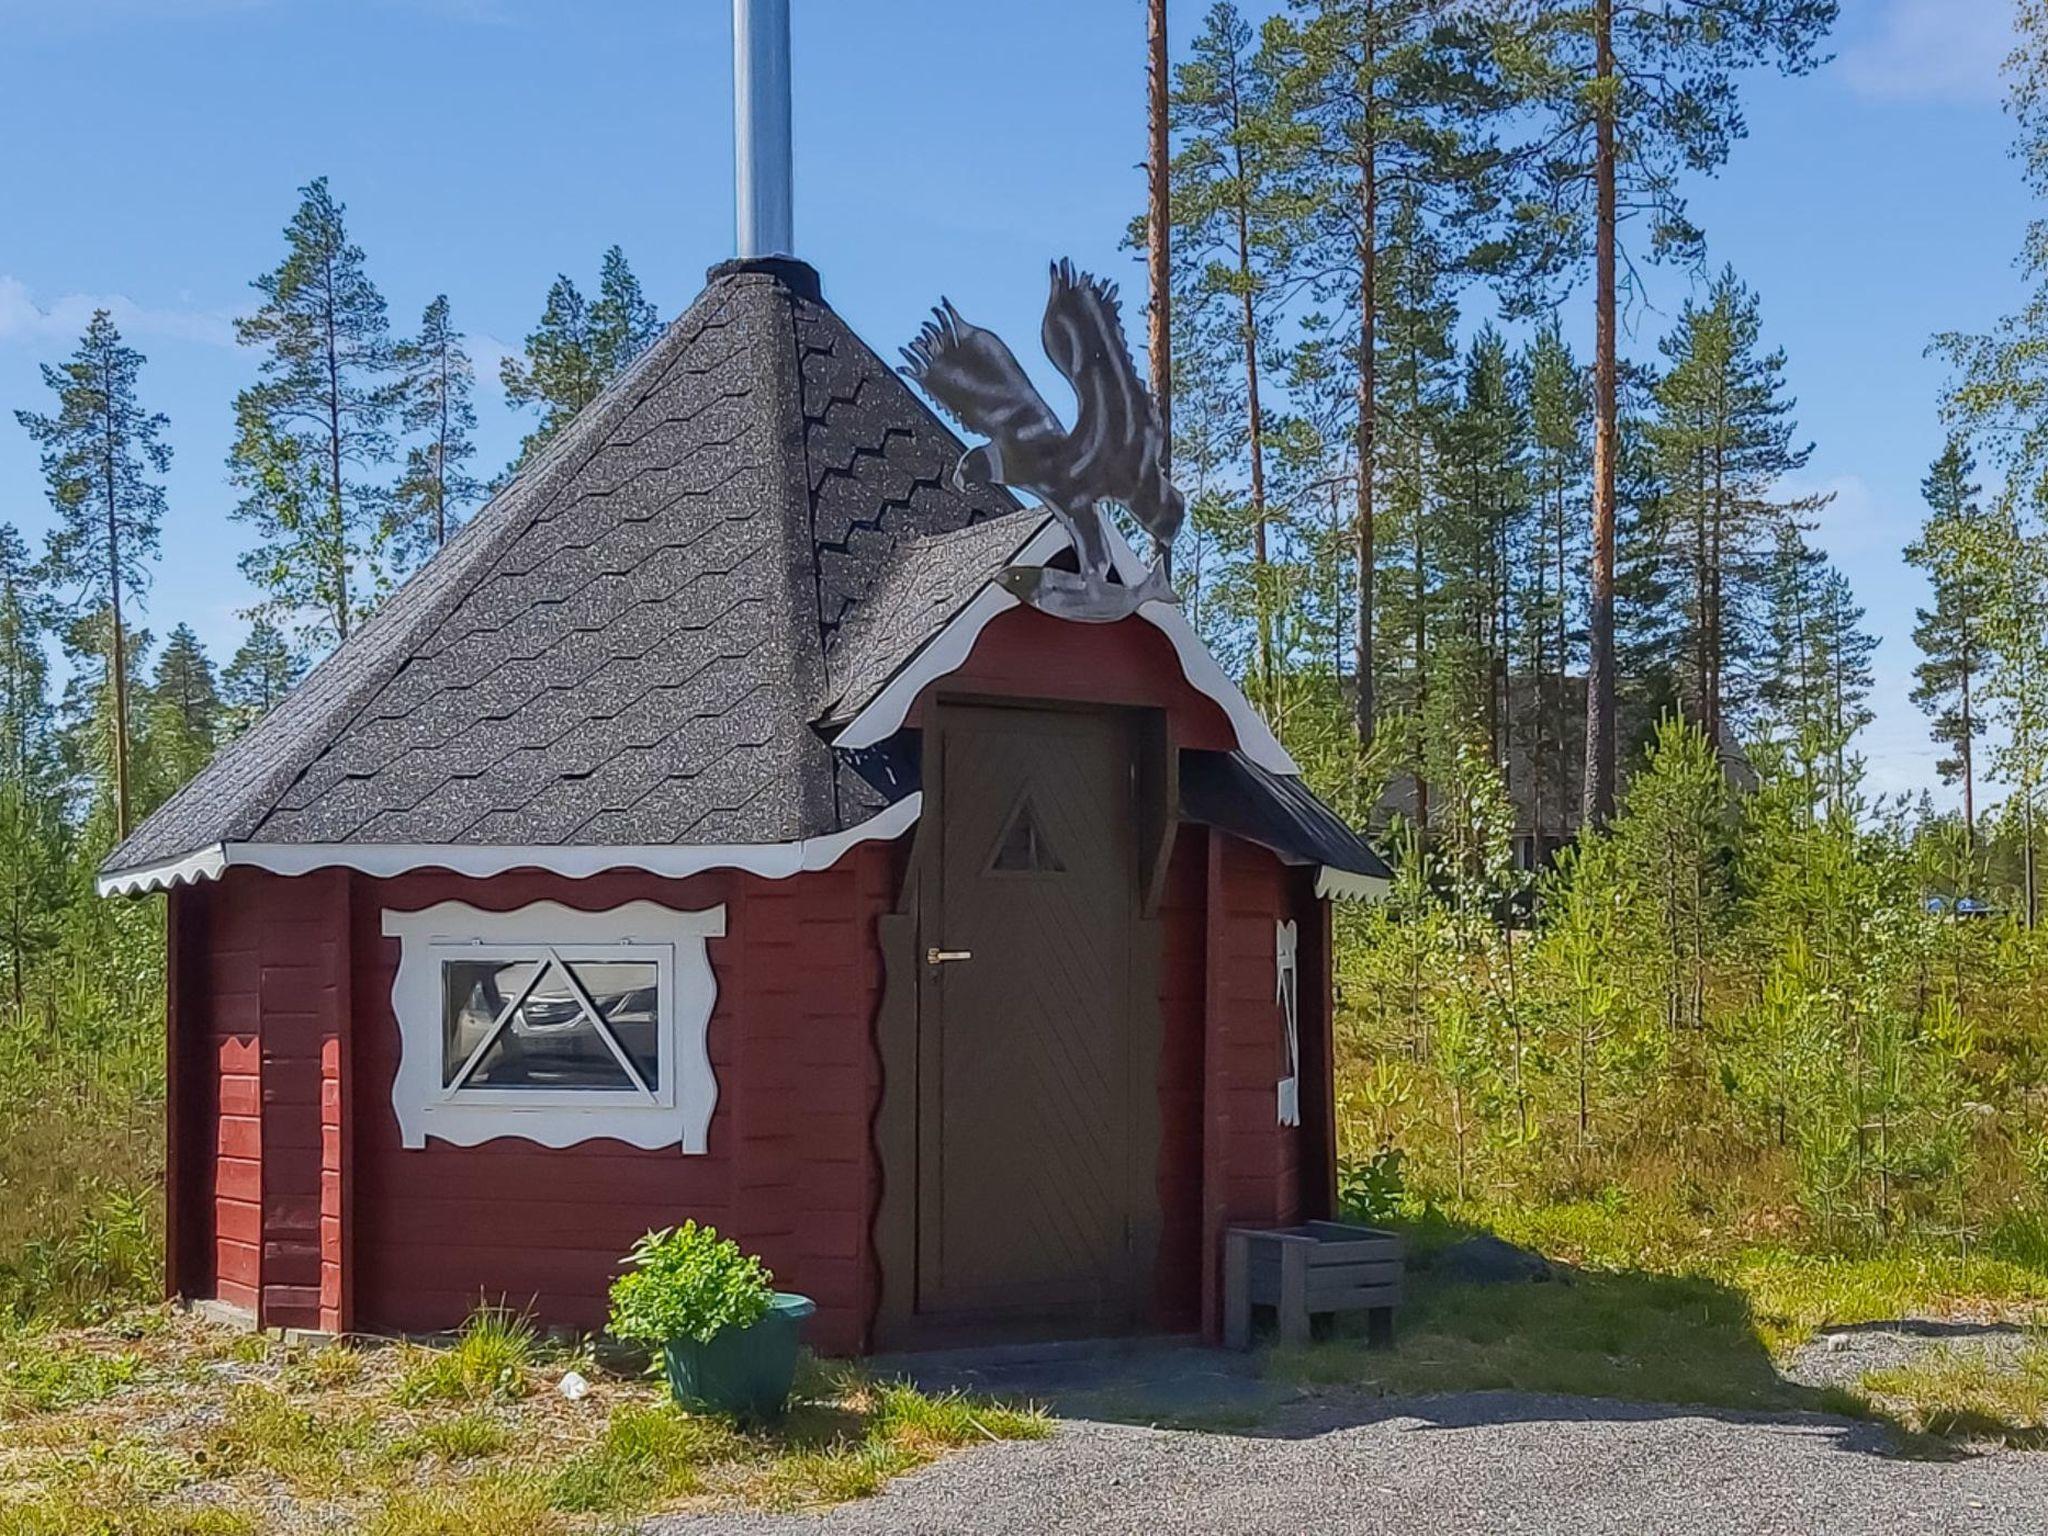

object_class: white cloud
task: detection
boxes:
[1841,0,2015,105]
[0,276,236,350]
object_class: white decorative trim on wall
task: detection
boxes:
[1276,918,1301,1127]
[381,900,726,1152]
[96,793,922,896]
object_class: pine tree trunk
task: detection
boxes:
[1582,0,1619,830]
[1961,645,1976,846]
[437,343,452,549]
[1532,471,1549,858]
[1414,469,1429,831]
[102,388,131,841]
[1230,150,1274,707]
[1354,62,1379,747]
[325,254,350,642]
[1147,0,1173,578]
[1709,422,1726,748]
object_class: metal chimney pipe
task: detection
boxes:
[733,0,794,259]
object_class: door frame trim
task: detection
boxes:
[870,694,1168,1350]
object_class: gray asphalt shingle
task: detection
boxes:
[102,258,1021,877]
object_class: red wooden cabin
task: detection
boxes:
[102,257,1387,1355]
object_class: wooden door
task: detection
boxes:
[916,703,1140,1328]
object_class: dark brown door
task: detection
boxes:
[917,703,1139,1328]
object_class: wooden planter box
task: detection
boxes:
[1223,1220,1403,1350]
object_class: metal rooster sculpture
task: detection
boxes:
[901,260,1184,622]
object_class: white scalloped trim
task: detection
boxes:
[96,793,922,896]
[1316,865,1389,903]
[382,900,725,1151]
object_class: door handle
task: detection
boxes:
[926,948,973,966]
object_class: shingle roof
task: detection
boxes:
[819,510,1050,726]
[103,258,1018,878]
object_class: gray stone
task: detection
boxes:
[1431,1234,1561,1285]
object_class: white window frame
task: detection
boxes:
[382,900,725,1152]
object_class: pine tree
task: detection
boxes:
[148,622,222,792]
[388,295,481,570]
[1647,267,1821,742]
[1906,440,1995,840]
[55,611,152,843]
[1500,0,1838,827]
[1523,322,1589,852]
[1982,506,2048,927]
[0,522,67,1009]
[1266,0,1510,745]
[1171,3,1302,708]
[500,246,663,469]
[1441,324,1530,776]
[1935,5,2048,520]
[1373,188,1460,832]
[231,177,398,652]
[1816,567,1877,803]
[221,617,304,735]
[1147,0,1174,577]
[14,310,170,840]
[0,524,52,788]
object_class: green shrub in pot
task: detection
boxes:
[607,1223,815,1419]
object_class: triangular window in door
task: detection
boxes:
[988,794,1066,874]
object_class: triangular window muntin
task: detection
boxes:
[443,950,657,1096]
[988,794,1066,874]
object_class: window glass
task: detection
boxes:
[568,959,661,1087]
[439,956,660,1093]
[442,958,539,1087]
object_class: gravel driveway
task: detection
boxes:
[651,1390,2048,1536]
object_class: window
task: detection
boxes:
[382,901,725,1151]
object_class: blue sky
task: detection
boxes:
[0,0,2027,804]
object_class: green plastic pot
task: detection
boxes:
[660,1292,816,1419]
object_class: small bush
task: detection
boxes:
[607,1223,774,1347]
[1338,1149,1406,1225]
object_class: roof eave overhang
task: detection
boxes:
[95,792,923,897]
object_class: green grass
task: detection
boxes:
[1266,1193,2048,1455]
[1729,1248,2048,1352]
[391,1307,538,1406]
[0,1308,1050,1531]
[1271,1267,1807,1413]
[866,1380,1053,1451]
[1855,1337,2048,1449]
[547,1402,741,1511]
[382,1413,515,1465]
[361,1472,567,1536]
[0,1333,143,1415]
